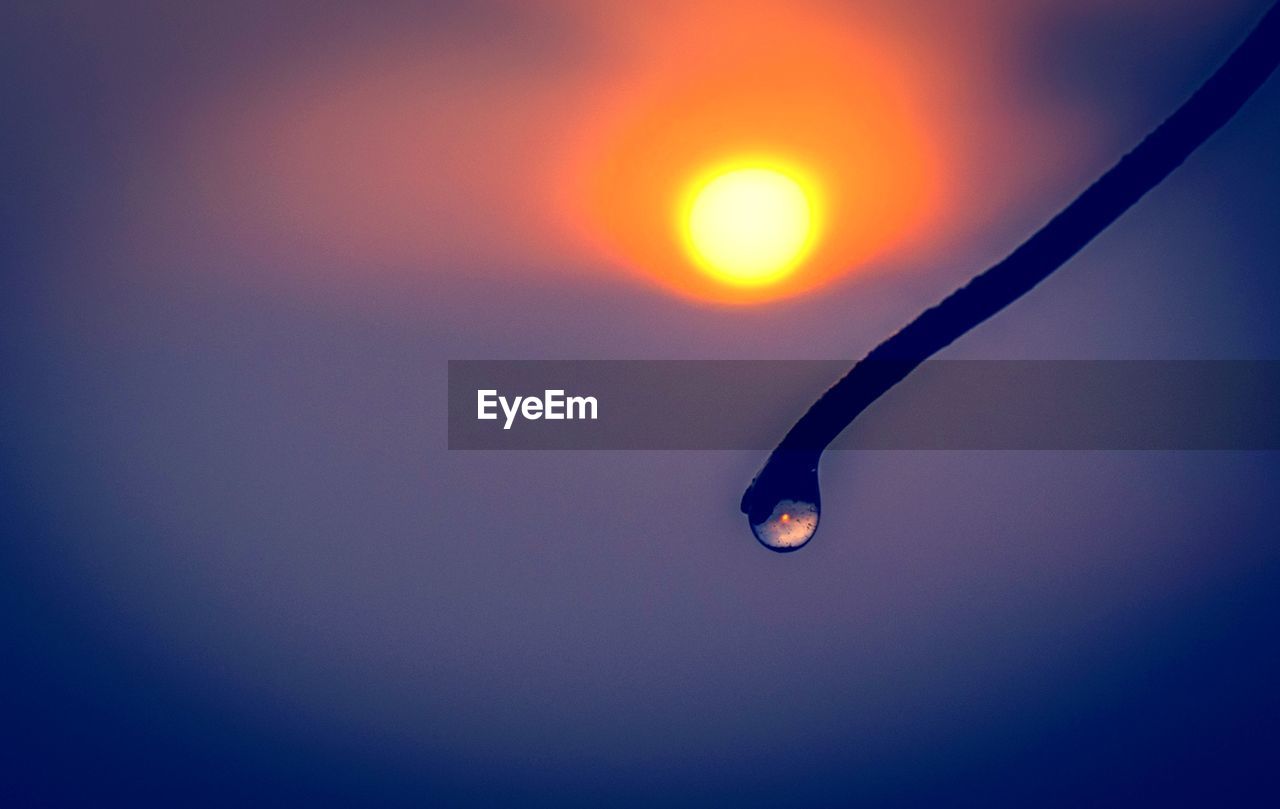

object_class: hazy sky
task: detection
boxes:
[3,1,1279,803]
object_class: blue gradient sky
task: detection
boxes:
[3,1,1279,804]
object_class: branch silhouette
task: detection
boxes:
[743,2,1280,538]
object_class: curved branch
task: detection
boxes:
[744,1,1280,520]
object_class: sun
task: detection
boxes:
[682,164,819,286]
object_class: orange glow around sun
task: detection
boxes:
[572,2,941,304]
[169,1,1116,308]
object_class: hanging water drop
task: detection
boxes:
[749,497,820,552]
[741,450,822,553]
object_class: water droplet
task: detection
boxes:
[749,497,819,552]
[741,449,822,553]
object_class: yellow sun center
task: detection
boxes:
[683,165,818,286]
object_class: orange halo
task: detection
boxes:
[571,4,942,304]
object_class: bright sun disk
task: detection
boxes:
[683,165,817,286]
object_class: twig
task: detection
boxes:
[743,2,1280,540]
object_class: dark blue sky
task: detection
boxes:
[3,1,1279,804]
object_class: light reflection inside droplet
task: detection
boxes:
[750,497,820,552]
